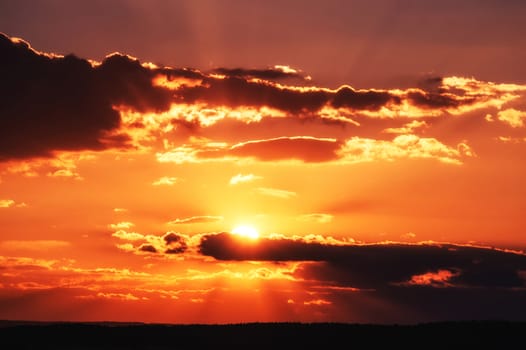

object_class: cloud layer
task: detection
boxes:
[199,233,526,289]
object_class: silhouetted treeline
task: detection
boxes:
[1,321,524,349]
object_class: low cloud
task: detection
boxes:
[199,233,526,289]
[113,230,191,256]
[156,134,472,165]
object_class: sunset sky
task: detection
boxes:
[1,0,525,323]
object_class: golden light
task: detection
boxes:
[231,225,260,240]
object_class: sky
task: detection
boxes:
[0,0,525,323]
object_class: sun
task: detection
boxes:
[231,225,260,240]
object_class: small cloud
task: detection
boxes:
[256,187,297,199]
[297,213,334,224]
[497,108,526,128]
[0,199,26,208]
[152,176,179,186]
[383,120,428,134]
[138,244,158,254]
[47,168,83,180]
[229,173,262,185]
[401,232,417,239]
[113,207,128,213]
[303,299,332,306]
[0,199,15,208]
[401,269,460,287]
[112,230,145,241]
[287,299,295,304]
[109,222,135,230]
[168,216,223,225]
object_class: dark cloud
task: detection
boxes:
[199,233,526,289]
[0,33,176,161]
[138,244,157,254]
[198,137,342,163]
[407,90,465,108]
[162,232,187,254]
[331,86,399,110]
[178,76,330,113]
[212,67,306,81]
[0,33,503,162]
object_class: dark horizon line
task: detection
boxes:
[2,319,525,327]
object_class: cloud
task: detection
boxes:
[163,232,188,254]
[383,120,428,134]
[228,137,342,163]
[0,33,187,161]
[0,199,26,208]
[211,65,308,81]
[0,199,15,208]
[109,222,135,230]
[229,173,263,185]
[111,225,191,256]
[199,233,526,289]
[167,216,223,225]
[304,299,332,306]
[297,213,334,224]
[331,86,399,110]
[256,187,297,199]
[339,135,473,165]
[112,230,145,241]
[157,136,343,164]
[400,269,460,287]
[138,244,158,254]
[157,134,471,165]
[497,108,526,128]
[152,176,179,186]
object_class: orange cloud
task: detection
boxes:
[229,173,263,185]
[256,187,297,199]
[152,176,179,186]
[497,108,526,128]
[297,213,334,224]
[339,134,473,165]
[168,216,223,225]
[0,199,15,208]
[403,269,460,287]
[303,299,332,306]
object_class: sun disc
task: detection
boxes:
[231,225,260,240]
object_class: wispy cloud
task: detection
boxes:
[297,213,334,224]
[152,176,179,186]
[168,216,223,225]
[256,187,297,199]
[229,173,262,185]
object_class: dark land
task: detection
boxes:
[1,320,525,349]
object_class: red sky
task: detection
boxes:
[1,0,526,323]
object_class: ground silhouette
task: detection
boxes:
[1,321,525,348]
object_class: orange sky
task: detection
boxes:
[1,4,526,323]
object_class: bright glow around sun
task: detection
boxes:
[231,225,260,240]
